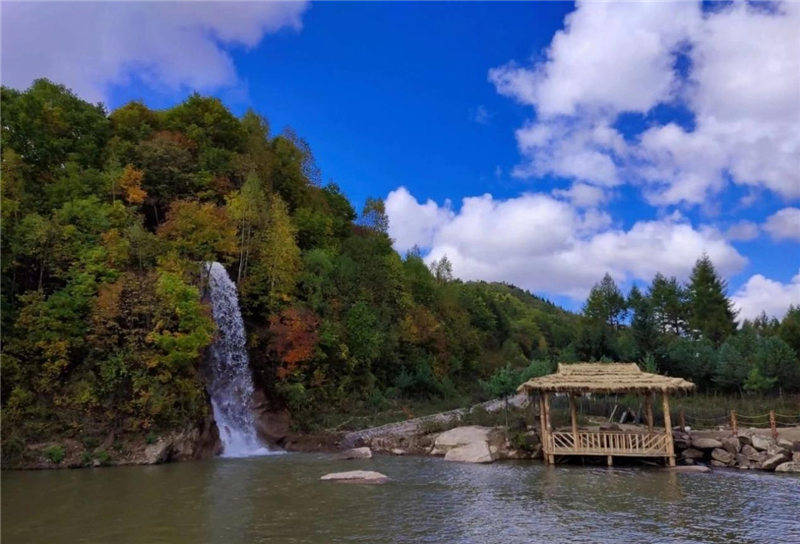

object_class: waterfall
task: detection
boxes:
[204,262,275,457]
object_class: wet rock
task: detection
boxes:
[710,460,727,467]
[681,448,705,460]
[751,435,773,451]
[761,453,789,471]
[736,454,749,469]
[391,448,406,456]
[775,461,800,473]
[721,437,740,455]
[320,470,389,484]
[143,439,173,465]
[444,442,494,463]
[692,437,723,450]
[711,448,734,465]
[793,451,800,463]
[669,465,710,473]
[336,447,372,460]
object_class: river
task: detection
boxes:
[3,454,799,543]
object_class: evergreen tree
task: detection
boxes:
[687,255,737,345]
[649,273,689,335]
[583,273,627,327]
[779,305,800,358]
[628,284,659,358]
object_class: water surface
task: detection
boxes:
[3,454,799,543]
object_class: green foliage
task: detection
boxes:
[1,79,793,457]
[45,444,66,464]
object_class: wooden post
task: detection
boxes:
[730,410,738,436]
[679,409,686,431]
[645,392,654,433]
[544,393,554,465]
[538,394,548,464]
[607,455,613,467]
[769,410,778,439]
[569,393,579,451]
[662,392,676,467]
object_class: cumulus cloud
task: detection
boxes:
[1,1,308,103]
[725,221,760,242]
[733,271,800,321]
[490,1,800,206]
[552,183,609,209]
[386,188,746,299]
[763,207,800,242]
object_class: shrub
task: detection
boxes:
[45,444,66,464]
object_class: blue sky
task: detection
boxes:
[2,1,798,317]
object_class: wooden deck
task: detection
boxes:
[545,430,671,458]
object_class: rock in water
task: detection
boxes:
[721,437,740,455]
[336,447,373,460]
[430,426,504,459]
[775,461,800,473]
[320,471,389,484]
[444,442,494,463]
[761,453,789,470]
[669,465,711,473]
[681,448,705,460]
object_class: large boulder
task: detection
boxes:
[336,447,372,460]
[681,448,705,460]
[711,448,734,465]
[320,470,389,484]
[777,438,794,450]
[775,461,800,473]
[143,439,172,464]
[670,465,711,473]
[761,453,789,471]
[751,435,773,451]
[430,426,505,460]
[444,442,494,463]
[692,437,723,450]
[741,444,760,462]
[721,437,740,455]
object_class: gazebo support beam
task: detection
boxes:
[544,393,554,465]
[645,392,654,433]
[662,391,676,467]
[569,393,579,452]
[538,393,548,464]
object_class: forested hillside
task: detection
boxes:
[1,81,798,461]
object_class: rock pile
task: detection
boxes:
[674,430,800,473]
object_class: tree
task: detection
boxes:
[116,164,147,205]
[226,173,268,282]
[156,200,237,264]
[687,255,737,344]
[649,273,689,335]
[583,273,627,327]
[241,194,301,313]
[430,255,453,284]
[779,305,800,358]
[482,364,520,427]
[628,284,659,358]
[360,197,389,234]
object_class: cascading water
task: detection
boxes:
[204,262,275,457]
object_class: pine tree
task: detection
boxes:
[584,273,627,328]
[628,284,659,357]
[687,255,737,345]
[649,273,689,335]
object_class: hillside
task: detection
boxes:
[0,80,582,461]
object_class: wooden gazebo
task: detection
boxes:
[517,363,695,467]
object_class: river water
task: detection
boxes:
[3,454,799,544]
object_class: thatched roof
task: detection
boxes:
[517,363,695,395]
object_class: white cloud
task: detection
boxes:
[490,1,800,206]
[763,207,800,242]
[1,1,308,103]
[725,221,760,242]
[733,271,800,321]
[385,187,454,254]
[471,105,491,124]
[386,188,746,299]
[552,182,608,208]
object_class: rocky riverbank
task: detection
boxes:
[341,419,800,474]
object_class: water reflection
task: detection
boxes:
[2,455,799,544]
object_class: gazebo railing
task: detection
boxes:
[547,430,671,457]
